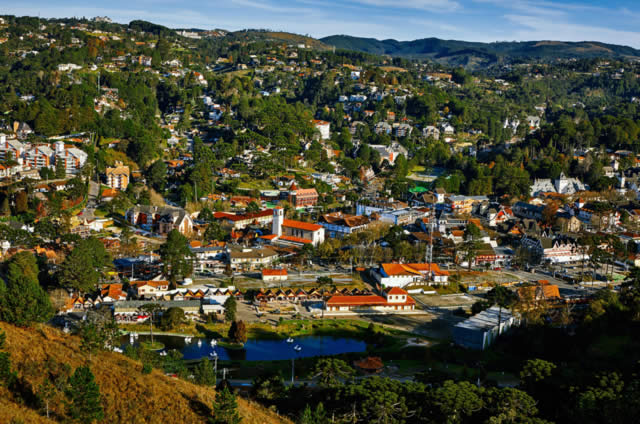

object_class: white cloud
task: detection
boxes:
[504,14,640,47]
[354,0,461,11]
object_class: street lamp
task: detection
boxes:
[211,350,218,376]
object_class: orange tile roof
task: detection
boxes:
[279,235,313,244]
[262,268,288,276]
[385,287,409,295]
[282,219,322,232]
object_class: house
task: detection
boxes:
[373,263,449,287]
[453,306,520,350]
[527,115,541,130]
[126,205,194,236]
[422,125,440,140]
[131,55,152,66]
[288,188,318,208]
[517,283,561,303]
[374,121,392,135]
[261,268,288,282]
[105,161,130,190]
[530,173,587,196]
[313,120,330,140]
[520,232,588,264]
[130,280,170,297]
[444,195,489,215]
[369,143,408,165]
[319,212,371,238]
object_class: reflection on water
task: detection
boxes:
[122,335,367,361]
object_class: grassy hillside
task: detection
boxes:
[320,34,640,68]
[228,30,330,50]
[0,323,290,424]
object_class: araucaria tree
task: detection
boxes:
[159,229,194,288]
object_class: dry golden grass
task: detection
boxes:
[0,323,291,424]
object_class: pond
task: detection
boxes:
[122,334,367,361]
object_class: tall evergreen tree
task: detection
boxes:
[159,229,194,288]
[210,386,241,424]
[66,366,104,423]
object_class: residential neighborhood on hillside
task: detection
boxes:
[0,9,638,424]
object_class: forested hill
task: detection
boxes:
[320,34,640,68]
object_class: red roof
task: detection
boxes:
[262,268,288,276]
[279,235,313,244]
[327,295,388,306]
[385,287,409,295]
[282,219,322,232]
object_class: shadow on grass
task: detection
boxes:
[195,324,224,340]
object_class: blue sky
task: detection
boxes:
[4,0,640,47]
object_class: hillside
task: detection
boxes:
[228,30,331,50]
[0,323,290,424]
[320,34,640,68]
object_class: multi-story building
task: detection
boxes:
[313,119,330,140]
[24,145,54,170]
[106,162,130,190]
[288,188,318,208]
[0,135,24,163]
[319,212,371,238]
[54,141,88,174]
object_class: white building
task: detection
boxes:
[453,306,520,350]
[313,120,331,140]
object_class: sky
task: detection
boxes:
[4,0,640,47]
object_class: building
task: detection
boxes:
[374,263,449,287]
[520,232,587,264]
[228,246,279,270]
[530,173,588,196]
[113,300,200,323]
[261,268,288,282]
[422,125,440,140]
[0,135,24,163]
[288,188,319,208]
[325,287,416,313]
[453,306,520,350]
[106,162,130,190]
[319,212,371,238]
[126,205,193,236]
[213,210,273,230]
[444,195,489,215]
[131,280,170,297]
[24,145,53,169]
[262,208,325,247]
[131,55,152,66]
[313,120,330,140]
[54,141,88,174]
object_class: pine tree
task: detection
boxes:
[299,404,315,424]
[55,159,66,178]
[210,386,241,424]
[0,275,54,327]
[224,296,237,322]
[194,358,216,386]
[66,366,104,423]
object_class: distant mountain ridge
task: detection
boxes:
[320,34,640,68]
